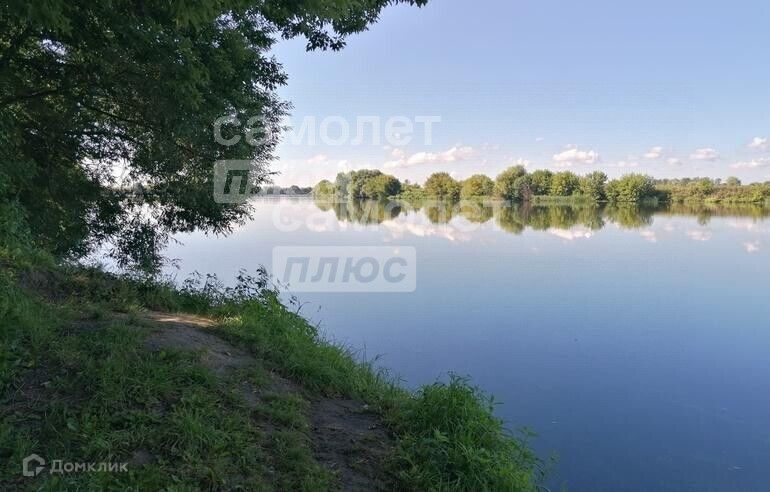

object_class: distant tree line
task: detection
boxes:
[654,177,770,204]
[315,167,770,204]
[258,185,312,196]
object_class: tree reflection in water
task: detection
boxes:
[314,196,770,234]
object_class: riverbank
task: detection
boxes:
[0,239,543,490]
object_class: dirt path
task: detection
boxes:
[142,311,392,491]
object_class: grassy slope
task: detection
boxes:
[0,209,543,490]
[3,268,300,489]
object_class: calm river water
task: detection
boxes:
[165,197,770,491]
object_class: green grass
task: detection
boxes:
[1,321,320,490]
[394,376,541,491]
[214,293,402,403]
[0,268,332,489]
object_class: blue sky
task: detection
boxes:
[269,0,770,186]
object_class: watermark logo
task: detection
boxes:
[21,454,128,476]
[273,246,416,292]
[214,115,441,147]
[22,454,45,477]
[213,160,261,203]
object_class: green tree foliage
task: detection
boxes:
[399,182,426,202]
[549,171,580,196]
[312,180,335,196]
[324,169,769,208]
[691,178,716,199]
[320,171,401,199]
[655,177,770,203]
[605,174,656,203]
[334,172,352,197]
[361,174,401,199]
[460,174,494,198]
[529,170,553,195]
[424,172,461,200]
[0,0,426,271]
[579,171,608,201]
[345,170,384,198]
[494,166,528,200]
[512,175,534,202]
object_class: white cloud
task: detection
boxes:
[689,148,719,161]
[644,146,664,159]
[552,146,600,167]
[384,145,475,169]
[666,158,682,166]
[535,137,545,142]
[748,137,768,150]
[730,157,770,169]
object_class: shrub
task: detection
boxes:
[579,171,608,201]
[362,174,402,199]
[605,174,656,202]
[549,171,580,196]
[312,180,336,196]
[494,166,528,200]
[460,174,494,198]
[347,169,384,198]
[424,173,461,200]
[529,170,553,195]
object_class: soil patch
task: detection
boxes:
[310,399,393,491]
[141,311,395,491]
